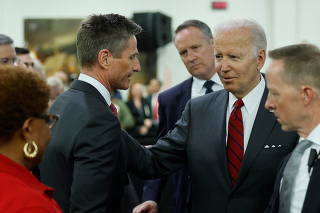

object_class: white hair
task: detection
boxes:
[214,18,267,55]
[47,76,64,93]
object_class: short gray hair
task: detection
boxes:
[269,43,320,89]
[0,34,13,45]
[174,19,213,42]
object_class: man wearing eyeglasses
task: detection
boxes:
[0,34,17,66]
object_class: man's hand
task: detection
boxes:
[139,126,149,135]
[144,118,153,128]
[132,201,158,213]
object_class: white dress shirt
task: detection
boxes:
[191,73,223,99]
[287,124,320,213]
[78,73,112,106]
[226,75,265,151]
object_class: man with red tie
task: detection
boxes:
[40,14,142,213]
[131,18,298,213]
[141,20,223,213]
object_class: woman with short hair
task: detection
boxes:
[0,65,61,212]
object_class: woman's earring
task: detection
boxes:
[23,140,38,158]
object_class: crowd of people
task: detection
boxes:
[0,13,320,213]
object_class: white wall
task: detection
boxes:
[1,0,320,87]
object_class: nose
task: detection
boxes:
[219,59,231,72]
[133,59,141,72]
[186,51,197,63]
[264,94,275,112]
[17,60,27,68]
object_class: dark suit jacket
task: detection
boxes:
[143,78,192,213]
[265,150,320,213]
[40,80,127,213]
[157,77,192,139]
[126,98,157,146]
[129,87,299,213]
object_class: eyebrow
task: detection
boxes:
[132,52,140,57]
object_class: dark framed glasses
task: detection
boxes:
[35,114,59,129]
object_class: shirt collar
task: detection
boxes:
[78,73,112,106]
[302,124,320,146]
[0,154,54,197]
[192,72,223,91]
[228,74,265,113]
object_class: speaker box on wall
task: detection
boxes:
[133,12,172,52]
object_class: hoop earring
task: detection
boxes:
[23,141,38,158]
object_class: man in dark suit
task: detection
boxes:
[39,14,142,212]
[142,20,223,213]
[264,44,320,213]
[131,18,298,213]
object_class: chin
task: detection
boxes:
[280,124,292,132]
[224,86,236,94]
[121,84,129,90]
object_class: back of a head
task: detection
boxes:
[174,19,213,41]
[0,34,13,45]
[47,75,64,98]
[76,13,142,68]
[54,71,69,85]
[0,65,50,141]
[214,18,267,53]
[269,43,320,89]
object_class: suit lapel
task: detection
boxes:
[302,158,320,213]
[236,87,277,186]
[178,77,192,110]
[209,91,231,185]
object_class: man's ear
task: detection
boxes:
[97,49,112,68]
[301,85,314,105]
[257,49,266,71]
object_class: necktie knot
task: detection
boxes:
[109,103,118,117]
[294,139,313,153]
[203,80,214,94]
[234,99,244,109]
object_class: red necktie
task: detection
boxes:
[227,99,244,185]
[109,103,118,117]
[152,100,159,121]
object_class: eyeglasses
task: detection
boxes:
[35,114,59,129]
[0,57,18,65]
